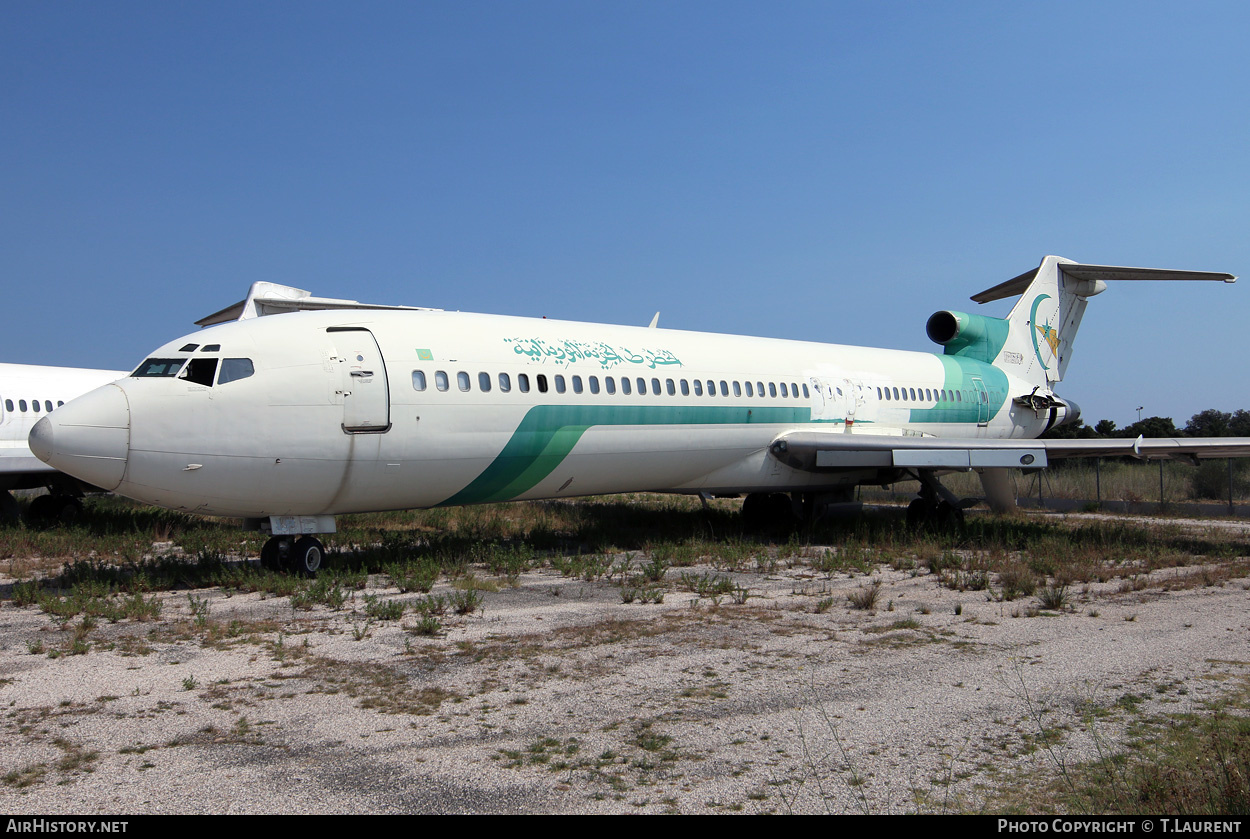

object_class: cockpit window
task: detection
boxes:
[178,343,199,352]
[132,358,187,377]
[201,344,221,352]
[180,358,218,386]
[217,358,255,385]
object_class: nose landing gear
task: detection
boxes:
[260,535,324,576]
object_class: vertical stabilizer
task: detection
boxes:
[970,255,1235,387]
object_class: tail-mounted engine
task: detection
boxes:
[925,311,1009,364]
[1015,387,1081,432]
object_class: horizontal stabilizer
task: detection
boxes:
[971,261,1235,304]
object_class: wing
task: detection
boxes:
[770,431,1250,473]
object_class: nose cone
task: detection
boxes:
[29,384,131,491]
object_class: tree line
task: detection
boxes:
[1044,408,1250,440]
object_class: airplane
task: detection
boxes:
[29,255,1250,574]
[0,363,130,522]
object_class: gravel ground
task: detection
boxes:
[1,512,1247,814]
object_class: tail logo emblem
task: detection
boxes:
[1029,294,1059,370]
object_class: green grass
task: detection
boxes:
[993,677,1250,815]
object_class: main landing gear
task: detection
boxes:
[905,470,973,531]
[260,535,324,576]
[741,490,860,531]
[741,492,796,531]
[26,494,85,526]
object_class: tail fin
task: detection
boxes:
[971,255,1235,387]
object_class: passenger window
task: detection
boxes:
[769,383,777,398]
[518,374,530,393]
[435,371,449,392]
[956,391,962,402]
[572,375,583,394]
[4,399,12,412]
[802,384,810,398]
[478,372,491,392]
[555,375,566,394]
[606,377,616,395]
[637,377,647,395]
[706,379,715,396]
[218,358,254,385]
[499,373,511,393]
[909,388,916,401]
[621,377,631,395]
[457,372,471,392]
[780,383,788,398]
[180,358,219,386]
[31,400,40,413]
[412,371,427,391]
[651,377,660,395]
[57,401,63,407]
[537,374,548,393]
[589,376,599,394]
[719,380,728,396]
[745,382,753,397]
[680,379,690,396]
[733,381,741,397]
[757,381,765,397]
[694,380,703,396]
[19,400,27,412]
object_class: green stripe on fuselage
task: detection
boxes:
[908,356,1009,424]
[438,404,812,506]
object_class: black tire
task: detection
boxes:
[935,502,965,531]
[741,493,769,529]
[53,497,83,524]
[26,494,58,526]
[292,536,324,577]
[906,498,929,529]
[260,537,284,571]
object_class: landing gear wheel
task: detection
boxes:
[260,536,285,571]
[906,498,929,529]
[54,497,83,524]
[935,502,965,530]
[741,493,768,529]
[291,536,324,577]
[26,495,81,526]
[742,493,794,533]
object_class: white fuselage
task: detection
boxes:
[30,309,1049,518]
[0,363,128,491]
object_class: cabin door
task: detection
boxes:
[327,328,391,433]
[970,376,990,427]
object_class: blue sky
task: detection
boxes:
[3,1,1248,427]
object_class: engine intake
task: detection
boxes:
[926,311,1009,363]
